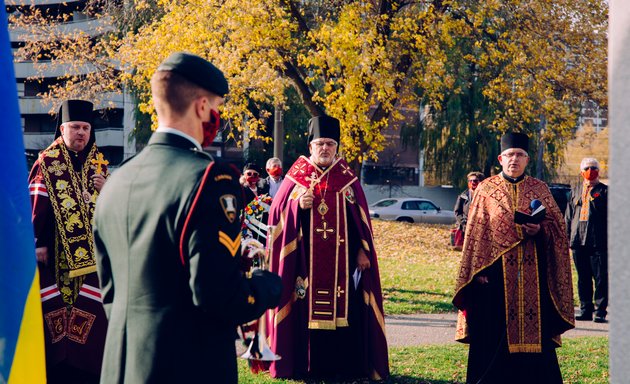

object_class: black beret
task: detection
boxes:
[500,132,529,153]
[157,52,229,97]
[308,115,340,144]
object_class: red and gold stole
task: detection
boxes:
[39,137,105,278]
[285,156,358,330]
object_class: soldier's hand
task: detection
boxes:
[299,190,314,210]
[36,246,49,266]
[92,173,107,192]
[356,248,371,271]
[522,223,541,236]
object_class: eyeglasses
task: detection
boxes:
[312,140,337,148]
[245,172,259,177]
[468,179,480,183]
[502,152,528,159]
[583,166,598,171]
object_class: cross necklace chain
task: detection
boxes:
[317,172,331,216]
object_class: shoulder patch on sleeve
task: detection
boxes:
[219,194,238,223]
[214,174,233,182]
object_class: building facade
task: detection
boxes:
[7,0,136,166]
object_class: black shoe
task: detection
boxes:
[575,312,593,321]
[593,314,607,323]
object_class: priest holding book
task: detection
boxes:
[453,132,575,384]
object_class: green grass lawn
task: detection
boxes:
[238,337,608,383]
[372,221,463,314]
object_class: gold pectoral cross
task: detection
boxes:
[315,220,335,240]
[337,286,345,297]
[90,153,109,175]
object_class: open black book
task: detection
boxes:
[514,204,546,225]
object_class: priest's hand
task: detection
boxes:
[356,248,371,271]
[299,190,314,210]
[522,222,541,236]
[36,246,49,266]
[92,173,107,192]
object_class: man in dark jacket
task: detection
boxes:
[565,157,608,323]
[93,52,282,384]
[454,171,485,232]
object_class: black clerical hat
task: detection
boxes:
[307,115,340,144]
[54,100,95,143]
[500,132,529,153]
[157,52,229,97]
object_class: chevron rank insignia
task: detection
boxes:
[219,194,237,223]
[218,231,240,257]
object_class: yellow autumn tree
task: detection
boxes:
[12,0,607,179]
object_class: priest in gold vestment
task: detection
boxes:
[453,132,574,384]
[28,100,108,382]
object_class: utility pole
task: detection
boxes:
[273,104,284,162]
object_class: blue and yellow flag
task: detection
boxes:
[0,5,46,384]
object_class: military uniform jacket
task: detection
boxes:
[94,132,281,384]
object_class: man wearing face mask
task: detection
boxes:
[241,163,269,204]
[453,171,486,248]
[261,157,284,198]
[93,52,282,384]
[565,157,608,323]
[266,115,389,381]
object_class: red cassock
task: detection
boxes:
[266,156,389,380]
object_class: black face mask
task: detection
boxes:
[201,109,221,147]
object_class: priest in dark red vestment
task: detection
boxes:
[453,132,574,384]
[28,100,108,383]
[266,115,389,381]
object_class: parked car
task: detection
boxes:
[369,197,456,225]
[548,183,571,214]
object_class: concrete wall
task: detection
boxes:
[609,2,629,382]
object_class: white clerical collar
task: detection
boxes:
[156,126,202,151]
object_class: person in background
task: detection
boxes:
[454,171,486,234]
[261,157,284,198]
[453,132,574,384]
[565,157,608,323]
[93,52,281,384]
[28,99,108,383]
[241,163,269,204]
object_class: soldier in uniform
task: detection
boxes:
[93,52,282,384]
[28,99,108,383]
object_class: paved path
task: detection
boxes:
[386,311,609,347]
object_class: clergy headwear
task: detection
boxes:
[308,115,340,144]
[500,132,529,153]
[157,52,229,97]
[54,99,95,144]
